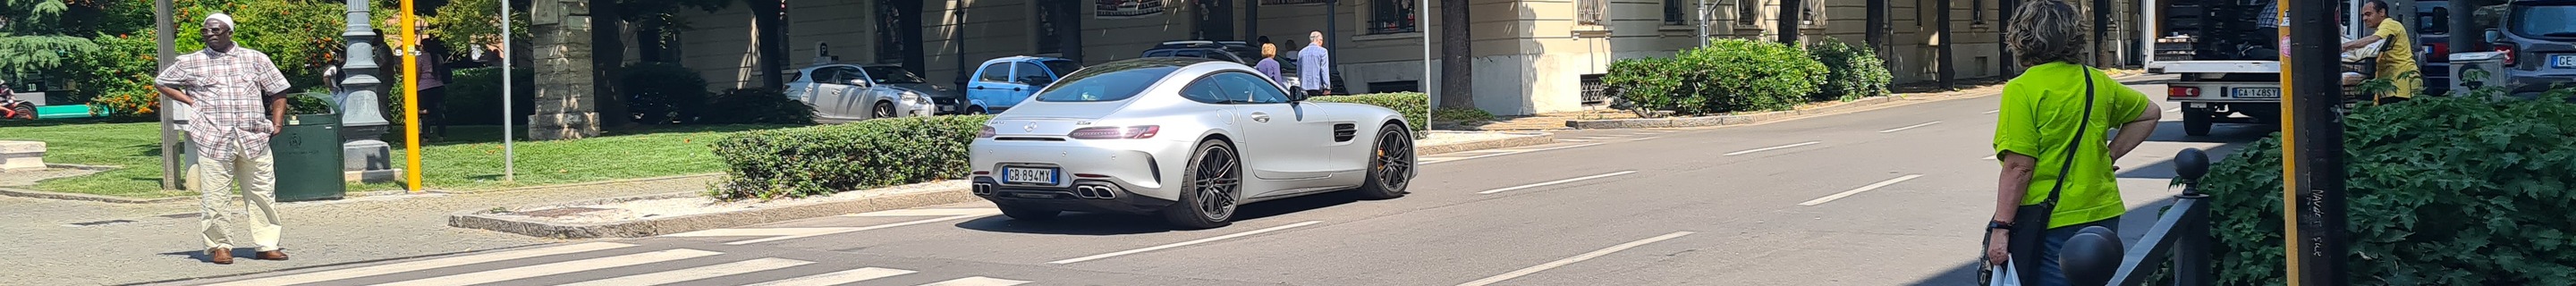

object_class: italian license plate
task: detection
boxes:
[2233,88,2281,98]
[2555,55,2576,68]
[1004,167,1058,184]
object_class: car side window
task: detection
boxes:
[1011,62,1051,84]
[977,63,1013,82]
[803,68,836,83]
[1178,77,1233,104]
[1209,72,1292,104]
[830,66,868,84]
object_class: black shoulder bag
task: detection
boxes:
[1982,67,2101,285]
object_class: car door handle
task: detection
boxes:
[1012,87,1023,91]
[1250,113,1271,122]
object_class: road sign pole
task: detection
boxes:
[2282,0,2351,283]
[502,0,515,182]
[402,0,422,193]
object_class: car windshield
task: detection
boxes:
[1035,65,1178,103]
[1040,60,1080,78]
[861,66,928,84]
[2512,4,2576,38]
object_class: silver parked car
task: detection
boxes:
[784,64,953,122]
[969,57,1418,229]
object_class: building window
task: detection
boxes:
[877,2,905,63]
[1802,0,1823,27]
[1738,0,1760,25]
[1580,0,1609,26]
[1665,0,1691,24]
[1036,1,1069,55]
[1369,0,1419,34]
[1971,0,1986,26]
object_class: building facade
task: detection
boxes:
[665,0,2139,116]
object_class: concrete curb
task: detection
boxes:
[1417,131,1555,156]
[1564,73,2157,130]
[1568,97,1901,129]
[0,187,191,204]
[447,183,980,239]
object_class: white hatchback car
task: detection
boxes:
[969,57,1418,229]
[784,64,948,122]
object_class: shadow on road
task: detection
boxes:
[951,189,1368,235]
[1900,195,2183,285]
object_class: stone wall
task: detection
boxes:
[530,0,600,140]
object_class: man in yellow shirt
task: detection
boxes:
[2343,0,2420,102]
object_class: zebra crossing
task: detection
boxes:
[182,242,1031,286]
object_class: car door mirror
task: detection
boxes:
[2486,29,2504,43]
[848,79,871,88]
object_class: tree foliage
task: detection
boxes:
[1,0,101,76]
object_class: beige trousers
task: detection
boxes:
[195,146,281,251]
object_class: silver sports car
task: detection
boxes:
[969,57,1418,229]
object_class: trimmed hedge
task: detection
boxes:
[1602,38,1826,117]
[441,67,538,125]
[619,62,714,125]
[1809,39,1894,101]
[699,88,817,125]
[2187,95,2576,284]
[1309,92,1428,131]
[705,115,992,200]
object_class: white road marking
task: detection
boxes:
[1477,171,1639,194]
[1878,121,1944,133]
[375,248,724,286]
[1631,136,1661,141]
[666,213,992,245]
[561,257,814,286]
[1555,139,1595,142]
[918,276,1032,286]
[1426,143,1605,164]
[743,267,918,286]
[845,207,1001,217]
[1799,174,1926,206]
[2165,107,2183,114]
[1049,221,1324,264]
[1455,231,1697,286]
[1983,155,1998,160]
[197,242,639,286]
[1724,141,1823,156]
[1983,109,2001,114]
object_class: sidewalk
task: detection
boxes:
[0,175,710,285]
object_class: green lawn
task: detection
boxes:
[0,119,791,198]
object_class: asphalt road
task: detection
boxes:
[157,74,2275,286]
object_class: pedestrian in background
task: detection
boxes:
[1256,43,1286,90]
[2342,0,2419,104]
[1983,1,2163,284]
[155,13,295,265]
[1297,31,1332,97]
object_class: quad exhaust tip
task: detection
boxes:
[1072,185,1118,199]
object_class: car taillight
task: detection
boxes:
[978,126,996,138]
[2496,44,2519,66]
[1068,125,1159,139]
[2428,43,2450,59]
[2169,87,2201,97]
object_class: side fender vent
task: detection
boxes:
[1333,123,1359,142]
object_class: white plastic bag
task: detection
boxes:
[1983,260,2023,286]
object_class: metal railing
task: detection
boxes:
[2063,147,2218,286]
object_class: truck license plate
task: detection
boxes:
[2233,88,2281,98]
[1004,167,1058,184]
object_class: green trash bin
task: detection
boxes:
[270,114,345,202]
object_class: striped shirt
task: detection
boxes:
[158,47,292,158]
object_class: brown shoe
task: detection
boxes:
[253,249,289,261]
[206,248,233,265]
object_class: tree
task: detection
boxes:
[1437,0,1470,110]
[1,0,102,77]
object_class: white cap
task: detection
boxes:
[207,13,234,29]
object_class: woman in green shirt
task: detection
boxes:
[1982,1,2165,284]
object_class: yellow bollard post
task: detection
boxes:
[401,0,422,193]
[2275,0,2302,283]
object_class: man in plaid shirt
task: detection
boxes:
[154,13,295,265]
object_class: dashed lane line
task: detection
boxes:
[1477,171,1639,195]
[1455,231,1698,286]
[1798,174,1926,206]
[1723,141,1823,156]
